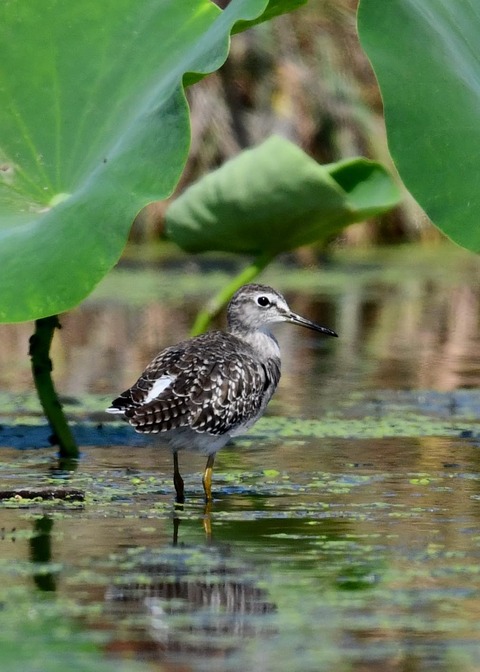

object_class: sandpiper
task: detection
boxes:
[107,283,337,502]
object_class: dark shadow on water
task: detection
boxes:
[30,516,56,592]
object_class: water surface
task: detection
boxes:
[0,244,479,671]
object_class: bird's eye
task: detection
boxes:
[257,296,270,307]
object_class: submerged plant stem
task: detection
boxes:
[29,316,79,458]
[190,252,275,335]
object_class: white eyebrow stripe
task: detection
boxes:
[144,375,176,403]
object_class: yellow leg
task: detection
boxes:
[202,454,215,503]
[173,452,185,504]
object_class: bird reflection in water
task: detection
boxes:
[104,514,276,666]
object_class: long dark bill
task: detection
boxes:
[287,312,338,337]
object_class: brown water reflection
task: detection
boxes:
[1,434,480,671]
[0,247,479,406]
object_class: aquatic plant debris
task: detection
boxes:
[0,389,479,448]
[0,487,84,501]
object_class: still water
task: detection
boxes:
[0,245,479,671]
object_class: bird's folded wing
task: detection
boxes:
[107,335,269,435]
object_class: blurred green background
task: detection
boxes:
[133,0,430,249]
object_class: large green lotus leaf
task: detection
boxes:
[0,0,301,323]
[358,0,480,253]
[165,136,401,254]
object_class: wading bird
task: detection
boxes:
[107,284,337,502]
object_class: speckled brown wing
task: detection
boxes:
[108,331,280,435]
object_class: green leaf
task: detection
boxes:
[232,0,307,34]
[0,0,299,323]
[358,0,480,253]
[165,136,401,255]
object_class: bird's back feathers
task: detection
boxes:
[107,331,280,437]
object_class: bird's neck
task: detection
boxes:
[231,325,281,361]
